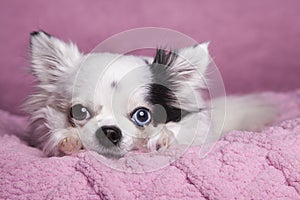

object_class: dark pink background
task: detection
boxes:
[1,0,300,114]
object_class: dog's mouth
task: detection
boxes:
[82,134,155,158]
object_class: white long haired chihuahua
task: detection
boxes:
[24,31,277,157]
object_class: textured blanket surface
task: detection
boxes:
[1,90,300,199]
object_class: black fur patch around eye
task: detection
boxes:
[147,84,188,124]
[147,48,189,124]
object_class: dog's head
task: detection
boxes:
[26,31,210,157]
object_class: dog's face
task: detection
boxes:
[26,31,210,157]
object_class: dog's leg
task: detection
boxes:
[147,126,176,152]
[58,129,83,155]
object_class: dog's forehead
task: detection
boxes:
[71,53,152,105]
[82,53,147,75]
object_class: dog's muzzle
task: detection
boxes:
[96,126,122,147]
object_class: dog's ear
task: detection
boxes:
[150,43,210,112]
[148,43,210,123]
[152,43,210,88]
[175,42,210,82]
[30,31,82,83]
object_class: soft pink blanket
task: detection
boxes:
[1,91,300,199]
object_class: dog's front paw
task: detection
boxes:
[58,134,82,155]
[147,126,176,152]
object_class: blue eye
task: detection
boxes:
[131,107,151,127]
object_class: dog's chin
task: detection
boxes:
[83,143,128,158]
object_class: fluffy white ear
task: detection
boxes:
[152,42,210,91]
[30,31,82,83]
[175,42,210,78]
[150,43,211,112]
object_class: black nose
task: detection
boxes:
[96,126,122,147]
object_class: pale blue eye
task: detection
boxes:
[70,104,91,121]
[131,108,151,127]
